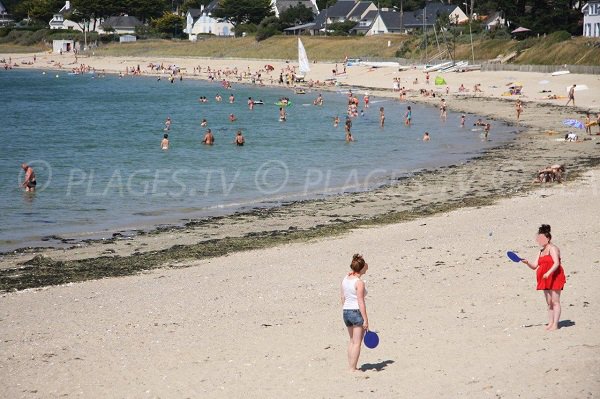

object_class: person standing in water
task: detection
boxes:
[341,254,369,371]
[439,99,447,121]
[379,107,385,128]
[160,134,170,150]
[164,117,171,131]
[233,130,245,146]
[21,163,36,192]
[202,129,214,145]
[520,224,566,331]
[279,107,286,122]
[405,106,412,126]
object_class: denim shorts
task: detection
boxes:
[343,309,364,327]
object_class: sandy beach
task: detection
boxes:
[1,51,600,397]
[1,169,599,397]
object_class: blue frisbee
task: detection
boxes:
[507,251,522,262]
[364,330,379,349]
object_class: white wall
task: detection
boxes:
[583,2,600,37]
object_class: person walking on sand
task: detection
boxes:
[520,224,566,331]
[516,99,524,122]
[160,133,169,150]
[565,84,576,106]
[341,254,369,371]
[21,163,36,192]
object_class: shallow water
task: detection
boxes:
[0,69,516,250]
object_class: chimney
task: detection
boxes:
[65,1,70,10]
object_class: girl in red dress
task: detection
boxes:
[521,224,566,331]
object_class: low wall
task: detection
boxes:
[480,63,600,75]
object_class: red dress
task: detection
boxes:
[536,254,566,290]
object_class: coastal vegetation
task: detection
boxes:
[3,30,598,66]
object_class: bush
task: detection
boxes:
[235,23,257,37]
[546,30,571,44]
[99,34,120,43]
[256,16,281,42]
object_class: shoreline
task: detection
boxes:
[1,53,600,290]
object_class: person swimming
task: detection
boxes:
[229,113,237,122]
[201,118,208,127]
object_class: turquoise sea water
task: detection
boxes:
[0,69,516,251]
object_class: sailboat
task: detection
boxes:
[296,38,310,82]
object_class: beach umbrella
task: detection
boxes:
[511,27,531,34]
[562,119,584,129]
[435,76,447,85]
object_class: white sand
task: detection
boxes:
[1,168,598,397]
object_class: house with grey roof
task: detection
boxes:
[357,2,467,35]
[308,0,377,33]
[185,0,234,40]
[271,0,318,18]
[98,16,142,35]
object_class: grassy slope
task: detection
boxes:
[2,35,599,65]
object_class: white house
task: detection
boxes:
[485,11,505,30]
[0,0,14,26]
[583,1,600,37]
[185,0,234,40]
[49,1,84,30]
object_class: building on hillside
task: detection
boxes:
[271,0,319,17]
[309,0,377,34]
[0,0,14,26]
[98,16,142,35]
[53,39,74,53]
[484,11,505,30]
[583,1,600,37]
[355,2,467,35]
[49,1,84,31]
[185,0,234,40]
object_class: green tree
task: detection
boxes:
[279,3,314,28]
[212,0,273,35]
[256,15,281,41]
[126,0,168,23]
[70,0,120,31]
[152,11,184,36]
[15,0,64,23]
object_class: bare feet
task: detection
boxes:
[547,324,558,331]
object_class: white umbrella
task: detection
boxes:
[511,27,531,33]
